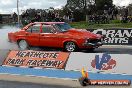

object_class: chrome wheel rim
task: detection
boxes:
[66,42,76,52]
[19,40,28,50]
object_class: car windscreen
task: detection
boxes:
[55,23,72,32]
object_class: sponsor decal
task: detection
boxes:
[91,53,116,70]
[3,50,70,69]
[90,80,131,85]
[87,29,132,44]
[79,78,130,86]
[79,68,131,86]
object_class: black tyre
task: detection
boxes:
[64,42,77,52]
[18,40,29,50]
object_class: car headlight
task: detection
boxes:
[101,38,104,43]
[84,38,89,43]
[101,38,103,41]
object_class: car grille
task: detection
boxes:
[89,39,101,43]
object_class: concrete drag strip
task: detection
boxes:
[0,74,80,88]
[0,80,72,88]
[0,74,131,88]
[101,45,132,49]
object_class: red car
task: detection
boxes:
[8,22,103,52]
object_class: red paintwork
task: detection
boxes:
[8,22,103,49]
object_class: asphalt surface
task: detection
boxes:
[0,80,131,88]
[0,80,72,88]
[2,45,132,54]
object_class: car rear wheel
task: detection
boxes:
[18,40,29,50]
[64,42,77,52]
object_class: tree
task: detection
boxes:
[127,4,132,15]
[49,7,55,11]
[65,0,113,21]
[66,0,95,11]
[95,0,113,10]
[66,0,95,21]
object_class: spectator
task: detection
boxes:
[51,11,55,21]
[55,12,60,22]
[113,8,118,19]
[12,12,17,23]
[48,11,52,21]
[88,15,93,24]
[128,15,132,22]
[120,14,123,23]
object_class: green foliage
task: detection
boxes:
[95,0,113,10]
[70,21,88,28]
[110,20,121,23]
[70,21,132,29]
[73,10,85,22]
[66,0,114,21]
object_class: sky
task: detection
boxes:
[0,0,132,14]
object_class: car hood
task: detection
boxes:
[63,28,102,39]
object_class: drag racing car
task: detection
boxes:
[8,22,103,52]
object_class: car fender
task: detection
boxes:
[16,37,29,44]
[62,39,78,47]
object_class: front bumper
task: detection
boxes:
[83,42,103,48]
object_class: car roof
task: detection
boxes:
[22,22,65,30]
[34,22,65,25]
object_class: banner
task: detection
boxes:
[66,53,132,75]
[87,28,132,45]
[3,50,70,69]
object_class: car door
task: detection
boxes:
[39,25,59,47]
[25,24,40,46]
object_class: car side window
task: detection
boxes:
[42,25,54,33]
[27,24,40,33]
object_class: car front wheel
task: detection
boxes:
[18,40,29,50]
[64,42,77,52]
